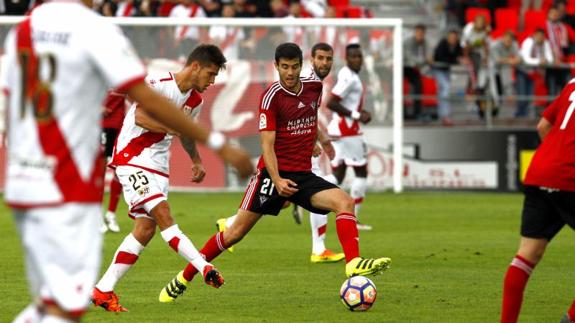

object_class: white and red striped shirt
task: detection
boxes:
[327,65,364,137]
[110,72,202,177]
[2,1,146,208]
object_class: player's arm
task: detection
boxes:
[135,106,178,135]
[316,126,335,160]
[327,95,371,124]
[536,117,553,140]
[180,136,206,183]
[261,130,298,197]
[126,82,254,177]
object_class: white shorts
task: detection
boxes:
[331,135,368,167]
[116,166,169,220]
[13,203,102,314]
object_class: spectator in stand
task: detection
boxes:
[432,30,464,126]
[270,0,288,17]
[169,0,208,61]
[198,0,221,17]
[301,0,327,18]
[461,14,491,118]
[99,0,119,16]
[209,5,246,60]
[489,30,521,115]
[556,1,575,30]
[231,0,255,18]
[284,2,305,44]
[545,6,572,97]
[403,24,432,120]
[517,28,554,118]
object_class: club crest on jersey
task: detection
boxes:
[259,113,267,130]
[311,101,318,110]
[137,187,150,196]
[297,102,306,109]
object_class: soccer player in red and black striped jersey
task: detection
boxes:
[501,79,575,323]
[159,42,392,303]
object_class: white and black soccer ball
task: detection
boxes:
[339,276,377,311]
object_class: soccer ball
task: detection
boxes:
[339,276,377,311]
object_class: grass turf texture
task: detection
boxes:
[1,192,573,322]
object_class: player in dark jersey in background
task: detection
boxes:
[101,91,126,233]
[158,42,391,303]
[501,79,575,323]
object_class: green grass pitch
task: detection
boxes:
[0,192,573,322]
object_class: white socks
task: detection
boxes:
[310,212,328,255]
[351,177,367,217]
[160,224,209,273]
[96,233,144,292]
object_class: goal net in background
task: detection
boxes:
[0,17,404,193]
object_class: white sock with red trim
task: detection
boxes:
[96,233,144,292]
[226,214,237,228]
[310,212,328,255]
[351,177,367,218]
[13,304,41,323]
[160,224,209,273]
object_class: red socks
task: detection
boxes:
[108,176,122,212]
[501,255,535,323]
[182,232,227,281]
[335,212,359,262]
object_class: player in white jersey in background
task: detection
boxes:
[216,43,344,263]
[326,43,372,231]
[92,45,228,313]
[1,2,253,322]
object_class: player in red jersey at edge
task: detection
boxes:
[501,78,575,323]
[158,42,392,303]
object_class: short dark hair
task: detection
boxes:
[414,24,426,31]
[345,43,361,53]
[311,43,333,57]
[534,27,546,35]
[185,44,227,70]
[275,42,303,64]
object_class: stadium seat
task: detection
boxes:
[346,7,363,18]
[524,10,546,33]
[568,2,575,15]
[421,76,438,107]
[507,0,521,9]
[465,7,491,25]
[495,8,519,32]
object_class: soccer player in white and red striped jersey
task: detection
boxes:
[92,45,229,313]
[326,43,373,231]
[500,78,575,323]
[1,3,253,321]
[158,43,391,303]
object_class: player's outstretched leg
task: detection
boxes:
[310,188,391,276]
[310,212,344,263]
[93,221,151,312]
[501,237,546,323]
[216,214,237,253]
[159,210,261,303]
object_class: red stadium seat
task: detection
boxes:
[346,7,363,18]
[568,2,575,15]
[507,0,521,9]
[421,76,438,107]
[465,7,491,25]
[524,10,546,33]
[328,0,350,6]
[495,8,519,32]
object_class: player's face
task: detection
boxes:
[275,58,302,90]
[195,63,220,93]
[346,48,363,73]
[311,49,333,80]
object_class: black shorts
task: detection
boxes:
[101,128,119,157]
[239,168,338,216]
[521,185,575,241]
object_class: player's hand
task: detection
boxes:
[359,111,372,124]
[312,143,322,157]
[274,178,299,197]
[190,163,206,183]
[320,140,335,160]
[217,143,254,179]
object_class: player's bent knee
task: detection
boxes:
[336,195,355,213]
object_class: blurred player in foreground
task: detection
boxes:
[2,2,253,321]
[500,78,575,323]
[92,45,230,313]
[158,43,391,303]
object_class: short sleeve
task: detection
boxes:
[84,19,146,92]
[331,69,352,100]
[542,94,561,124]
[259,88,277,131]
